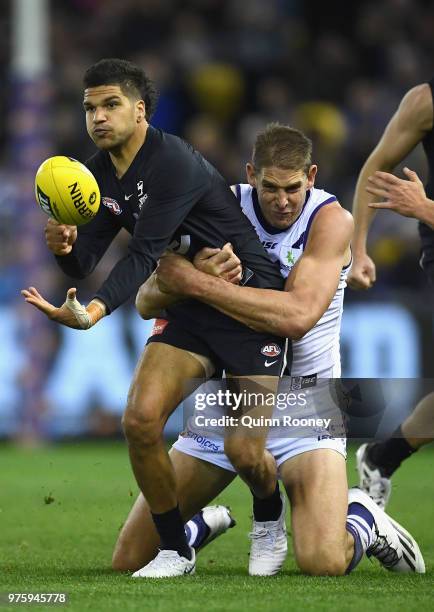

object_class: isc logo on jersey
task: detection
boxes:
[260,343,281,358]
[35,156,100,225]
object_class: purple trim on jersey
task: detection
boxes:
[342,251,353,270]
[252,188,311,236]
[291,232,305,249]
[235,183,241,202]
[302,196,337,248]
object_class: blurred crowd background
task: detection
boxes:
[0,0,433,441]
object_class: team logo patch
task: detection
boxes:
[152,318,169,336]
[102,197,122,215]
[260,343,281,358]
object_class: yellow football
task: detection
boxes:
[35,156,100,225]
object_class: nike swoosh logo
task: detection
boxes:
[125,194,134,200]
[265,360,278,367]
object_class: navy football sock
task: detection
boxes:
[252,483,282,521]
[368,426,417,477]
[151,505,192,560]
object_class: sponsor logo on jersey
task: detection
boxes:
[138,192,148,210]
[261,343,281,358]
[102,197,122,215]
[264,359,278,367]
[151,318,169,336]
[262,240,278,250]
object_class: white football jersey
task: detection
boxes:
[234,183,351,376]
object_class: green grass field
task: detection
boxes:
[1,441,433,611]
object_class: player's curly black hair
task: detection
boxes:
[83,58,158,120]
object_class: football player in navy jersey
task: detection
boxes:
[346,80,434,509]
[22,58,292,578]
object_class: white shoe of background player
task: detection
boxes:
[248,493,288,576]
[356,443,392,509]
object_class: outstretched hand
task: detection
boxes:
[21,287,105,329]
[367,167,429,219]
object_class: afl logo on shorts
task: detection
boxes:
[260,343,281,358]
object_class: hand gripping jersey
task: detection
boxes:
[234,184,351,376]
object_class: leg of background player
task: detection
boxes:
[357,392,434,507]
[280,449,353,576]
[400,392,434,448]
[123,343,206,562]
[113,448,235,571]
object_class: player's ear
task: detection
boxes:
[306,164,317,188]
[136,99,145,123]
[246,163,257,187]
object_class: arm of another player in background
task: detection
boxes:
[135,244,242,319]
[367,167,434,228]
[349,83,433,290]
[156,204,353,339]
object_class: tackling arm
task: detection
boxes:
[156,205,353,339]
[135,244,242,319]
[349,83,433,289]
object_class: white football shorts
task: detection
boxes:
[173,364,347,474]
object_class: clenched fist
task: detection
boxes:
[45,218,77,256]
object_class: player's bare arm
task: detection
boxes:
[366,167,434,229]
[156,204,353,339]
[136,243,242,320]
[349,83,433,290]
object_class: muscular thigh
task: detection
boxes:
[280,449,348,557]
[114,448,235,570]
[126,342,208,422]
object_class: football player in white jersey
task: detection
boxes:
[114,124,424,577]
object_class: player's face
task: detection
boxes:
[83,85,144,151]
[247,164,317,230]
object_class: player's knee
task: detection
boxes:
[122,408,164,447]
[296,545,347,576]
[225,441,260,476]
